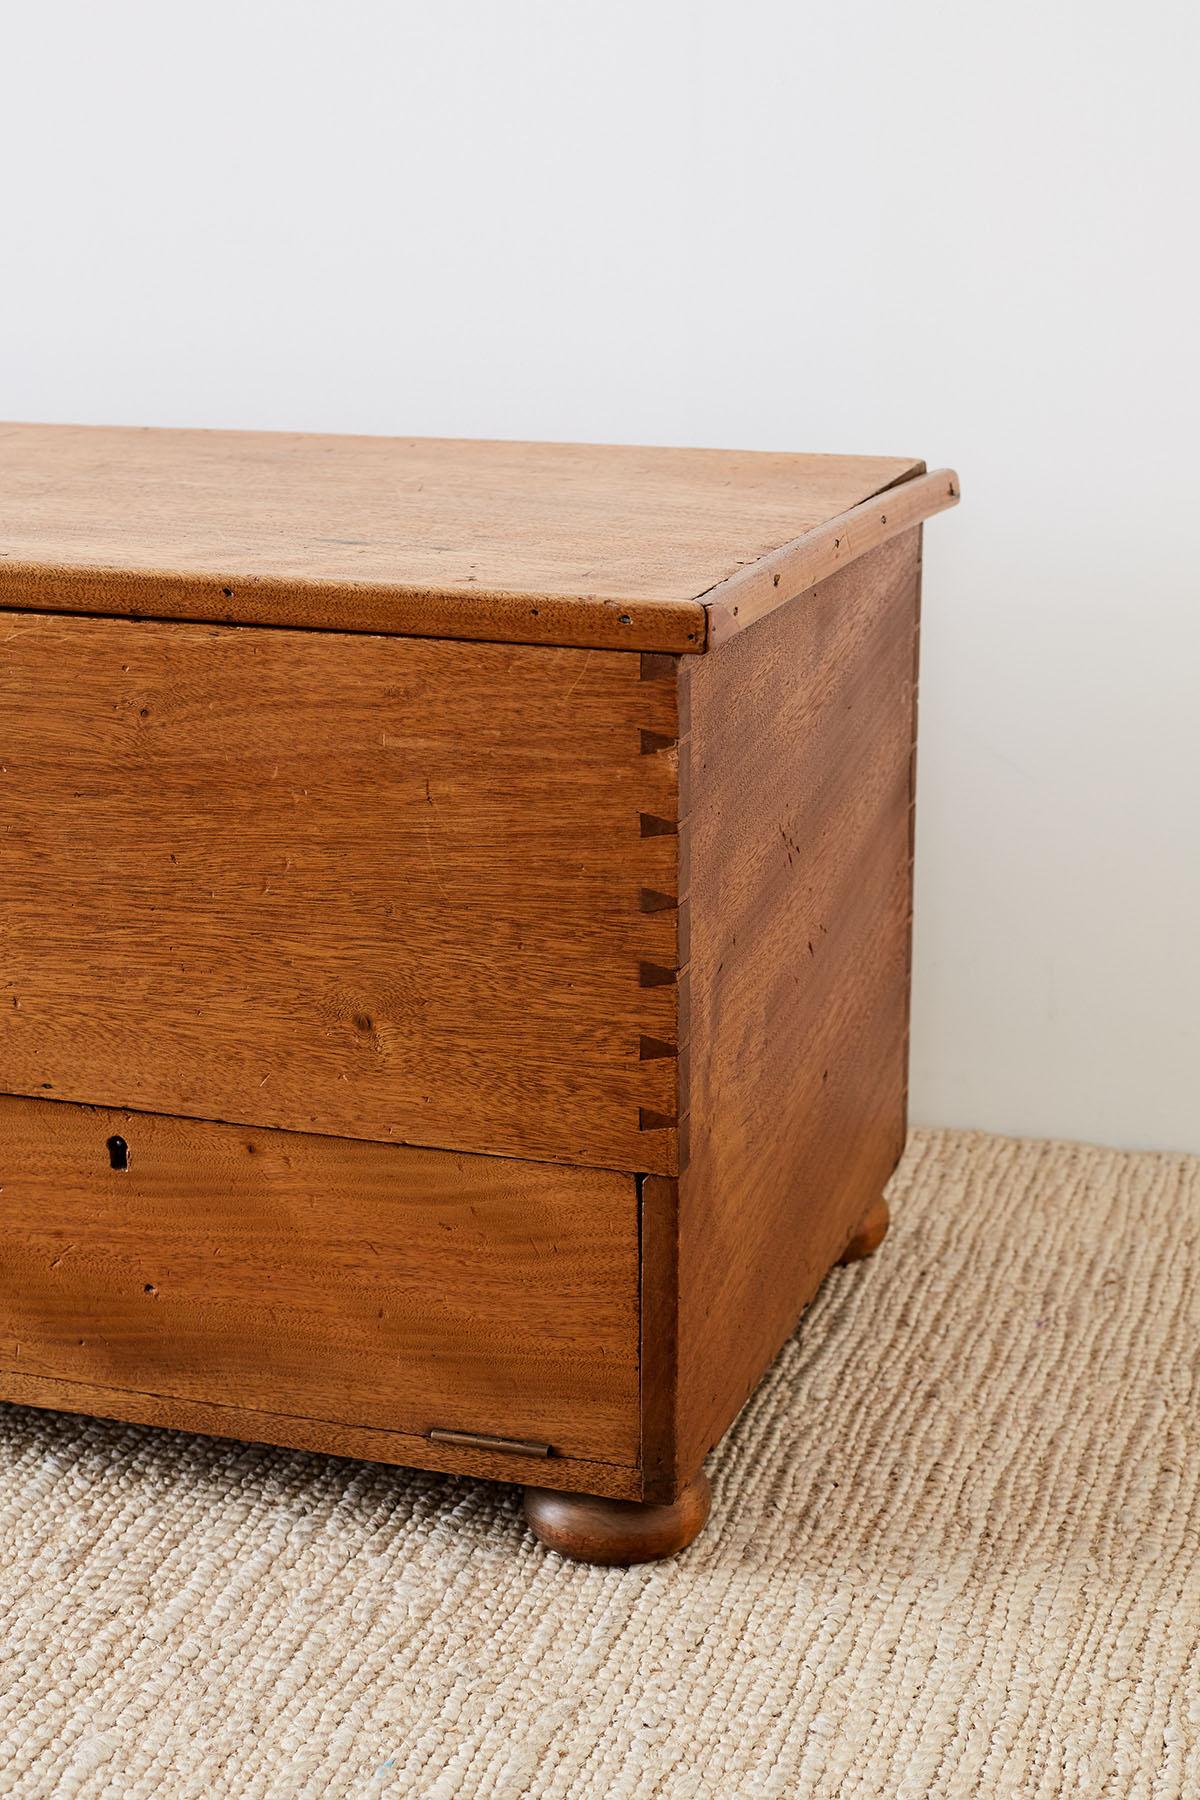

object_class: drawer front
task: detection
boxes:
[0,611,682,1173]
[0,1097,641,1467]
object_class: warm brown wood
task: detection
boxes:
[639,1173,681,1499]
[0,1366,644,1501]
[0,612,683,1173]
[838,1196,892,1264]
[705,469,959,646]
[650,531,923,1489]
[0,429,956,1553]
[0,1095,642,1468]
[523,1470,711,1565]
[0,423,929,652]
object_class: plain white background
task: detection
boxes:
[2,2,1197,1152]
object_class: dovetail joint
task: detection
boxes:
[639,888,678,913]
[638,1108,677,1132]
[639,961,677,988]
[640,729,676,755]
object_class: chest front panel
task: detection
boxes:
[0,613,683,1173]
[0,1094,642,1466]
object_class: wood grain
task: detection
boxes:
[0,612,684,1172]
[643,532,923,1493]
[0,1366,644,1501]
[0,428,955,1527]
[0,423,927,652]
[0,1096,641,1468]
[705,469,958,645]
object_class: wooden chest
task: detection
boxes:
[0,425,957,1562]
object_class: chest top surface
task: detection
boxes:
[0,423,957,652]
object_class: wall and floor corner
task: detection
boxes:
[1,0,1196,1152]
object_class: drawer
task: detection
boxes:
[0,611,683,1174]
[0,1096,641,1468]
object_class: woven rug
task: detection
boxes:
[0,1129,1197,1798]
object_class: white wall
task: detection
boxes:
[3,1,1197,1152]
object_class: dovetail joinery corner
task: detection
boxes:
[634,652,690,1174]
[635,650,691,1502]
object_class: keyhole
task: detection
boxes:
[106,1135,129,1171]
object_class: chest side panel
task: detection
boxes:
[664,531,922,1486]
[0,614,681,1172]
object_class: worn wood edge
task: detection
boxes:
[0,469,952,657]
[701,468,959,648]
[638,1174,682,1504]
[0,565,708,655]
[636,659,690,1501]
[899,527,924,1151]
[0,1084,681,1184]
[0,1368,645,1501]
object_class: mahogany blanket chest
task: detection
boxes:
[0,424,958,1562]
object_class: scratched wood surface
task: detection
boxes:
[0,423,928,651]
[0,1096,642,1470]
[641,532,923,1494]
[0,612,684,1172]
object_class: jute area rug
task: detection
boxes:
[0,1129,1197,1798]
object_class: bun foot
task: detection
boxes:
[523,1471,711,1566]
[838,1195,890,1264]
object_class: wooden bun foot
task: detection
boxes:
[523,1471,711,1566]
[838,1195,890,1264]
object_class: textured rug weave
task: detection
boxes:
[0,1129,1198,1798]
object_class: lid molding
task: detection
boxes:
[0,424,957,653]
[703,468,961,649]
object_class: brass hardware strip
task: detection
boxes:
[427,1428,552,1459]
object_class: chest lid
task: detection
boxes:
[0,423,956,652]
